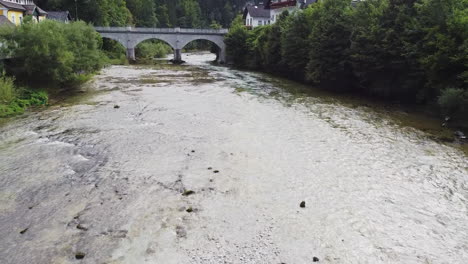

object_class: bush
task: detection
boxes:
[136,41,172,60]
[0,20,104,87]
[0,87,48,118]
[101,38,126,60]
[438,88,468,119]
[0,76,16,104]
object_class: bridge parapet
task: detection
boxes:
[94,27,228,35]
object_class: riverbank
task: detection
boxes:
[225,0,467,127]
[1,54,466,263]
[231,67,468,156]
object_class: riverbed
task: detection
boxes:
[1,53,467,264]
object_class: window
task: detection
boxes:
[19,15,22,24]
[258,20,262,26]
[11,15,15,24]
[250,18,253,25]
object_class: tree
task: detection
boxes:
[306,0,355,90]
[222,2,234,27]
[281,10,312,81]
[177,0,202,28]
[127,0,158,27]
[224,16,251,66]
[411,0,468,100]
[156,4,171,27]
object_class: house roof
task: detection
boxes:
[47,11,71,22]
[23,5,37,15]
[299,0,318,9]
[0,0,26,11]
[266,0,297,9]
[36,6,47,15]
[0,14,13,26]
[243,4,270,19]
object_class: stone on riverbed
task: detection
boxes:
[75,252,86,260]
[455,131,466,140]
[182,190,195,196]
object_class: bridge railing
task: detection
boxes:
[94,27,228,34]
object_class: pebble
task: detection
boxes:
[313,256,319,262]
[300,201,306,208]
[182,190,195,196]
[76,224,89,231]
[114,105,120,109]
[75,252,86,260]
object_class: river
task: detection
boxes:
[0,52,467,264]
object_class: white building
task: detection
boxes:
[243,0,317,29]
[243,3,271,29]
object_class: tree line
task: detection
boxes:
[225,0,468,123]
[36,0,249,28]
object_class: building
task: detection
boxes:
[243,0,317,29]
[46,11,72,23]
[0,0,47,26]
[243,4,271,29]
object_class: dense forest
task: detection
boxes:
[35,0,250,28]
[225,0,468,123]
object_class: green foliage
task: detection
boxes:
[156,4,171,27]
[0,20,104,87]
[38,0,247,28]
[210,21,222,30]
[281,10,312,81]
[101,38,126,60]
[351,0,424,99]
[438,88,468,118]
[0,83,48,118]
[135,40,172,60]
[0,76,16,104]
[411,0,468,100]
[224,16,251,66]
[306,0,355,90]
[42,0,132,26]
[177,0,202,28]
[127,0,158,27]
[22,15,34,24]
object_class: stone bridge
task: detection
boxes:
[94,27,228,63]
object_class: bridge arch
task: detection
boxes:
[178,36,225,52]
[98,33,128,50]
[131,35,177,50]
[178,36,225,63]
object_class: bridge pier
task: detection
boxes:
[126,48,136,61]
[218,48,226,64]
[173,49,182,63]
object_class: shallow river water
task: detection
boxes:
[1,53,467,264]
